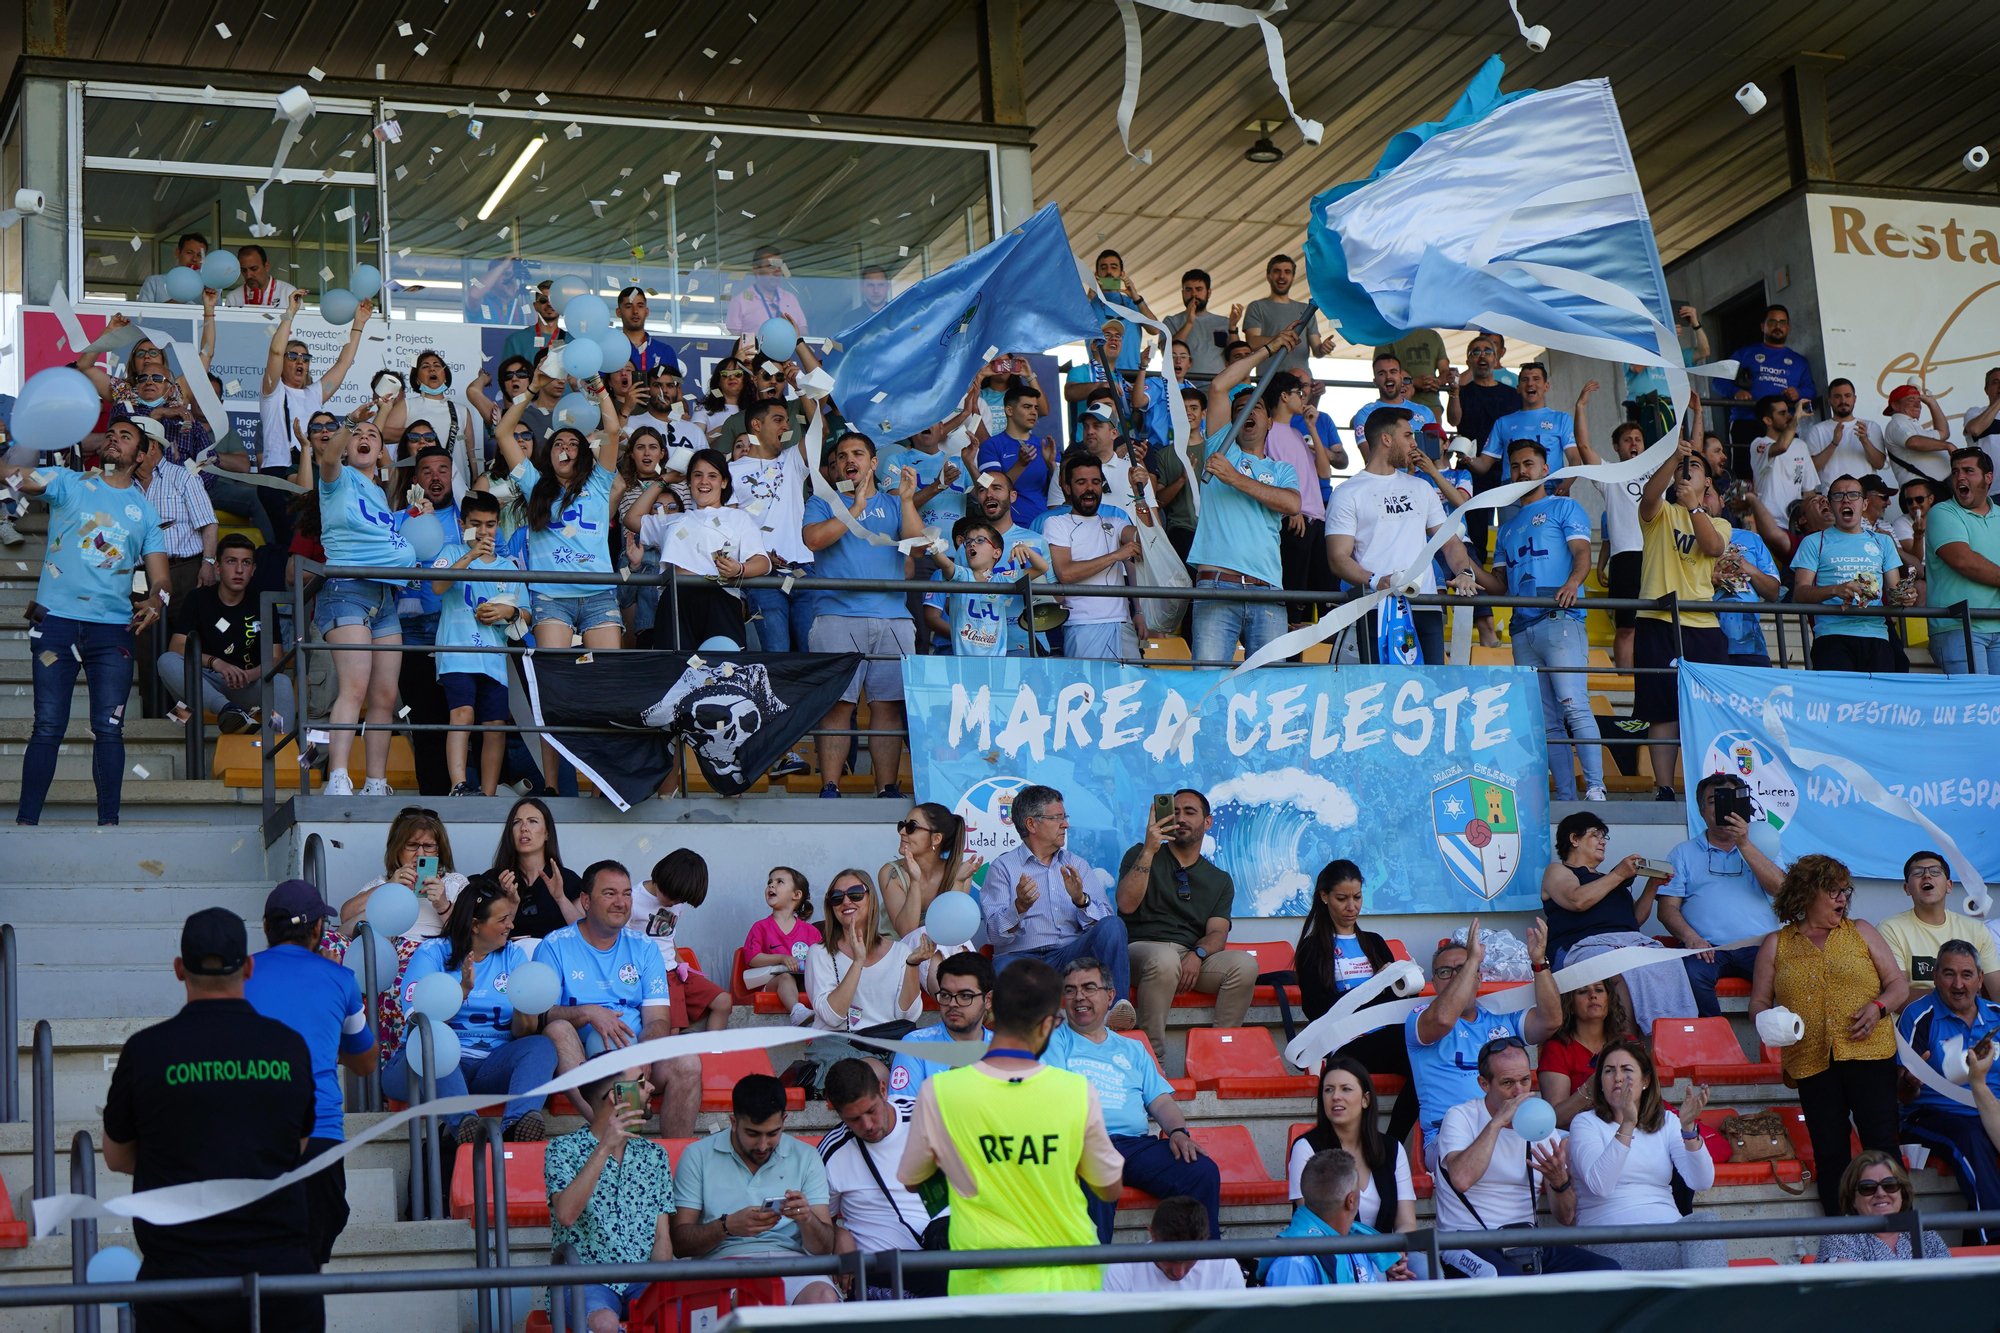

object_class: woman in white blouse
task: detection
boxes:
[623,447,769,649]
[804,869,930,1032]
[1566,1039,1725,1269]
[1286,1056,1419,1269]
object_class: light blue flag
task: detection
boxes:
[1304,55,1728,412]
[832,202,1103,444]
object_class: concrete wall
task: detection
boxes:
[1665,191,1825,396]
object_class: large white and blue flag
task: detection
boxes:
[832,202,1103,445]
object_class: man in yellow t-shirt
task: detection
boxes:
[898,957,1123,1295]
[1635,438,1733,800]
[1877,850,2000,1002]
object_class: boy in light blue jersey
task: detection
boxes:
[1477,439,1603,800]
[429,491,525,796]
[931,514,1051,658]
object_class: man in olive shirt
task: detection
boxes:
[1116,788,1257,1059]
[1374,328,1450,417]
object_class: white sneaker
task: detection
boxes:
[360,778,395,796]
[323,770,355,797]
[0,517,21,546]
[1583,785,1608,802]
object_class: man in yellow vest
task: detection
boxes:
[897,957,1124,1294]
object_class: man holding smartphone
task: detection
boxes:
[546,1077,677,1330]
[1656,774,1786,1016]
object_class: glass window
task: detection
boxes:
[84,96,372,178]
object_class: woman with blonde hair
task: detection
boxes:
[804,869,930,1032]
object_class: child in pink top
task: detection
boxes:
[743,866,821,1026]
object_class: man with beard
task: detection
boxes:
[1163,269,1235,378]
[1717,303,1818,452]
[224,243,296,309]
[821,1059,949,1297]
[1924,448,2000,674]
[1047,453,1144,659]
[1805,378,1890,486]
[614,287,678,377]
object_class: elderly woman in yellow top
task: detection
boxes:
[1750,853,1908,1216]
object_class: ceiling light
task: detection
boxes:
[1245,135,1283,164]
[477,136,546,220]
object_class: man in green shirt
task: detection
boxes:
[1373,328,1450,416]
[1926,447,2000,675]
[545,1080,677,1330]
[1115,788,1257,1059]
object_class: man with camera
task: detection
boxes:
[1656,773,1786,1015]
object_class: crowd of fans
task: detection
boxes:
[97,773,2000,1323]
[19,240,2000,826]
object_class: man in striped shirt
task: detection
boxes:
[130,415,218,601]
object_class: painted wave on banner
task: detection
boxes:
[904,657,1552,917]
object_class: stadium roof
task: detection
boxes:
[21,0,2000,335]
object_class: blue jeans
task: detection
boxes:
[21,615,134,825]
[1930,627,2000,675]
[744,571,817,653]
[1085,1133,1222,1242]
[1680,943,1761,1018]
[997,916,1130,1002]
[1190,578,1285,662]
[380,1034,559,1131]
[582,1283,648,1319]
[1510,616,1603,797]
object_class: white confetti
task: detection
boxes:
[132,764,149,779]
[319,266,335,282]
[397,247,411,256]
[716,169,733,180]
[746,161,754,175]
[497,90,510,101]
[202,84,217,99]
[224,379,240,394]
[899,246,909,257]
[394,164,408,180]
[129,235,142,251]
[702,47,716,57]
[564,122,582,139]
[871,391,888,403]
[375,64,386,79]
[662,171,681,185]
[644,28,657,37]
[455,216,468,230]
[397,20,412,35]
[742,209,755,218]
[398,705,410,718]
[572,33,585,47]
[704,106,715,116]
[497,226,510,239]
[476,30,484,45]
[536,92,550,105]
[413,41,428,54]
[466,119,482,139]
[307,66,325,81]
[214,21,231,37]
[332,205,354,221]
[808,113,821,125]
[729,57,741,65]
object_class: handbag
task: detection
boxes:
[1718,1110,1809,1195]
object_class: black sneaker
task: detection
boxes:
[877,784,905,799]
[449,780,481,797]
[1654,785,1678,802]
[217,705,254,735]
[768,751,809,778]
[819,783,841,799]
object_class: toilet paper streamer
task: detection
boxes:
[1113,0,1322,161]
[1754,1006,1804,1047]
[31,1025,989,1236]
[800,410,895,549]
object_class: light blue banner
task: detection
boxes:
[903,658,1552,916]
[1679,661,2000,880]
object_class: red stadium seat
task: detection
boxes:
[1729,1257,1779,1266]
[526,1275,783,1333]
[729,946,810,1016]
[1696,1106,1809,1186]
[1651,1017,1781,1084]
[1183,1027,1314,1097]
[701,1048,805,1113]
[1116,1030,1194,1098]
[1951,1246,2000,1257]
[1120,1124,1288,1208]
[1654,936,1749,997]
[0,1173,25,1247]
[1227,939,1302,1007]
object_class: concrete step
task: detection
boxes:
[0,752,183,782]
[3,823,278,883]
[0,778,261,817]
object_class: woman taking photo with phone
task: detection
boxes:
[1543,811,1695,1035]
[332,807,466,1061]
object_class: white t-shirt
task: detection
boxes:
[626,882,691,971]
[1042,510,1133,623]
[626,412,705,458]
[638,506,769,595]
[1433,1099,1540,1231]
[1565,1111,1715,1228]
[1101,1256,1246,1293]
[1286,1137,1413,1225]
[1599,472,1648,557]
[259,381,324,469]
[1750,435,1819,516]
[400,394,487,501]
[1801,418,1891,488]
[821,1109,933,1253]
[1046,451,1151,515]
[729,447,811,564]
[1885,414,1950,483]
[225,277,298,309]
[803,933,924,1030]
[1327,469,1448,595]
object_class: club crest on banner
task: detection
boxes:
[954,775,1029,872]
[1698,729,1799,830]
[1432,771,1523,901]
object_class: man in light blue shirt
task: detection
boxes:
[1348,353,1439,455]
[540,860,699,1135]
[983,784,1133,1024]
[968,473,1054,654]
[1045,955,1218,1242]
[669,1074,840,1304]
[1404,922,1560,1169]
[1477,440,1603,801]
[1469,364,1595,485]
[802,432,925,798]
[877,424,970,534]
[1184,332,1303,663]
[1261,1149,1412,1285]
[1792,476,1903,673]
[6,416,171,827]
[1657,774,1786,1016]
[887,953,992,1100]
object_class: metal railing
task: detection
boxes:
[406,1012,444,1223]
[1,923,17,1124]
[68,1132,97,1333]
[9,1207,2000,1321]
[31,1019,53,1202]
[466,1118,513,1333]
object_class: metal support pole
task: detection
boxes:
[666,566,682,650]
[419,1015,442,1220]
[69,1132,98,1333]
[487,1119,511,1332]
[355,922,381,1113]
[32,1020,54,1200]
[182,628,204,781]
[470,1122,491,1333]
[1958,599,1975,672]
[0,923,17,1122]
[243,1271,260,1333]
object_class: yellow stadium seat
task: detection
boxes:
[218,734,321,789]
[1143,635,1192,667]
[1299,642,1331,664]
[1470,645,1513,666]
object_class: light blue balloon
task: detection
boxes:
[199,251,241,292]
[14,367,106,450]
[561,292,611,334]
[164,266,204,303]
[1747,819,1785,868]
[350,263,383,300]
[757,316,797,364]
[410,970,464,1023]
[559,335,603,379]
[506,960,560,1015]
[405,1017,462,1077]
[697,636,738,651]
[399,510,445,563]
[342,927,398,991]
[1512,1095,1557,1143]
[86,1245,141,1285]
[319,287,359,326]
[548,273,591,311]
[924,890,981,948]
[366,882,420,938]
[553,391,600,434]
[592,326,631,373]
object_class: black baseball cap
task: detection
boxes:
[180,907,249,975]
[265,879,336,928]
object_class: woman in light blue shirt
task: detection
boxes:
[384,874,557,1143]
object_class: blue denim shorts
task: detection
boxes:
[582,1283,647,1318]
[313,578,402,637]
[530,588,622,634]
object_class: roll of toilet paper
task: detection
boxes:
[1736,82,1767,115]
[12,189,42,215]
[1944,1043,1973,1085]
[1755,1006,1804,1047]
[274,85,314,124]
[1522,24,1549,51]
[1967,146,1991,173]
[1384,959,1427,998]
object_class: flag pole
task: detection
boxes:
[1210,301,1319,454]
